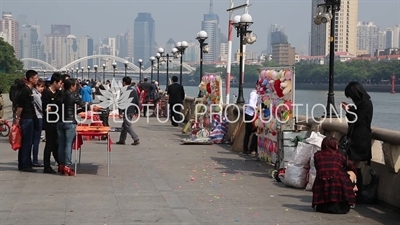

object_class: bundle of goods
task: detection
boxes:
[282,132,325,189]
[208,114,228,144]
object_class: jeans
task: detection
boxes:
[18,119,35,169]
[57,123,76,166]
[243,114,255,153]
[43,123,59,168]
[118,114,139,142]
[32,118,43,164]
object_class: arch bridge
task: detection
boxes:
[21,55,197,74]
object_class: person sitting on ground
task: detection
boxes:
[312,137,357,214]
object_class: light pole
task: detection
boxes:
[232,13,255,104]
[196,30,208,98]
[81,67,84,80]
[164,48,179,88]
[112,62,117,78]
[102,64,106,83]
[149,56,156,81]
[94,65,98,81]
[87,66,91,80]
[314,0,340,117]
[43,71,46,79]
[70,68,73,78]
[76,68,79,79]
[138,59,143,81]
[176,41,189,85]
[124,61,128,77]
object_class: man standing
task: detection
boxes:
[139,78,152,117]
[41,72,63,173]
[166,76,185,127]
[15,70,39,172]
[242,81,259,155]
[116,76,140,146]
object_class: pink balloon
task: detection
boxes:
[285,71,293,80]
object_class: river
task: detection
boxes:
[176,85,400,131]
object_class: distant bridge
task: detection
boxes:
[21,55,197,74]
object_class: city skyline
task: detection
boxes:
[1,0,398,55]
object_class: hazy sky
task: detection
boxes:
[1,0,399,54]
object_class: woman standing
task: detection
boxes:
[57,79,88,176]
[341,81,373,203]
[312,137,357,214]
[32,79,45,167]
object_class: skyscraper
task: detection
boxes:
[310,0,358,56]
[267,24,285,54]
[357,22,379,55]
[201,0,220,63]
[78,36,94,68]
[134,13,155,67]
[20,24,41,67]
[0,12,19,58]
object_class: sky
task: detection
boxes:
[1,0,399,54]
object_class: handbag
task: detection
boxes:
[9,123,22,151]
[339,123,355,156]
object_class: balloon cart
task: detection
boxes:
[251,67,303,178]
[181,73,223,145]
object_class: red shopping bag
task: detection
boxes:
[9,124,22,151]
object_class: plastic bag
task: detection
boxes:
[305,145,321,191]
[9,124,22,151]
[284,163,308,188]
[293,142,313,167]
[305,132,325,147]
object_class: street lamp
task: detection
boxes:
[156,48,164,84]
[70,68,73,78]
[102,64,106,83]
[149,56,156,81]
[232,13,256,104]
[314,0,340,117]
[176,41,189,85]
[112,62,117,78]
[76,68,79,79]
[94,65,98,81]
[138,59,143,81]
[87,66,91,80]
[124,60,128,77]
[43,71,46,79]
[81,67,84,80]
[196,30,208,98]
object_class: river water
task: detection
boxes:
[178,85,400,131]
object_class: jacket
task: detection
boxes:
[59,90,87,124]
[345,97,373,161]
[119,86,139,115]
[167,83,185,105]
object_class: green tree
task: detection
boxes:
[0,37,23,73]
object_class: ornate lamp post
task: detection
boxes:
[93,65,98,81]
[232,13,255,104]
[43,71,46,79]
[124,61,128,77]
[70,68,73,78]
[102,64,106,83]
[157,48,165,84]
[196,31,208,98]
[76,68,79,79]
[112,62,117,78]
[138,59,143,81]
[176,41,189,85]
[81,67,84,80]
[149,56,156,81]
[314,0,340,117]
[87,66,91,80]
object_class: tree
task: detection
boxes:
[0,37,23,73]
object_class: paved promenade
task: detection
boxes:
[0,100,399,224]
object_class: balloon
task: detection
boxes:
[285,70,293,80]
[206,83,211,93]
[262,79,268,86]
[209,75,215,81]
[260,70,266,78]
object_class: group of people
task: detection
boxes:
[242,81,373,214]
[10,70,186,176]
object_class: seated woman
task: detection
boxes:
[312,137,357,214]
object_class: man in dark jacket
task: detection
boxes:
[116,76,140,146]
[166,76,185,126]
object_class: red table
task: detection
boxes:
[73,126,112,176]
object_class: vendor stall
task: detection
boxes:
[181,73,224,144]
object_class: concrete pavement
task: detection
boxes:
[0,111,399,224]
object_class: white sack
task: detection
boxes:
[305,145,321,191]
[284,163,308,189]
[305,132,326,147]
[293,142,313,167]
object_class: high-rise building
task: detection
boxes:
[386,25,400,48]
[51,25,70,36]
[219,42,228,62]
[357,22,379,55]
[310,0,358,56]
[20,24,41,67]
[78,36,94,68]
[164,38,175,55]
[0,12,19,58]
[116,31,134,61]
[134,12,155,67]
[267,24,285,54]
[183,41,200,63]
[201,0,220,63]
[271,43,296,66]
[377,31,387,50]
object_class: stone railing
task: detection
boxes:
[182,97,400,210]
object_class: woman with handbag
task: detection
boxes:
[341,81,373,203]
